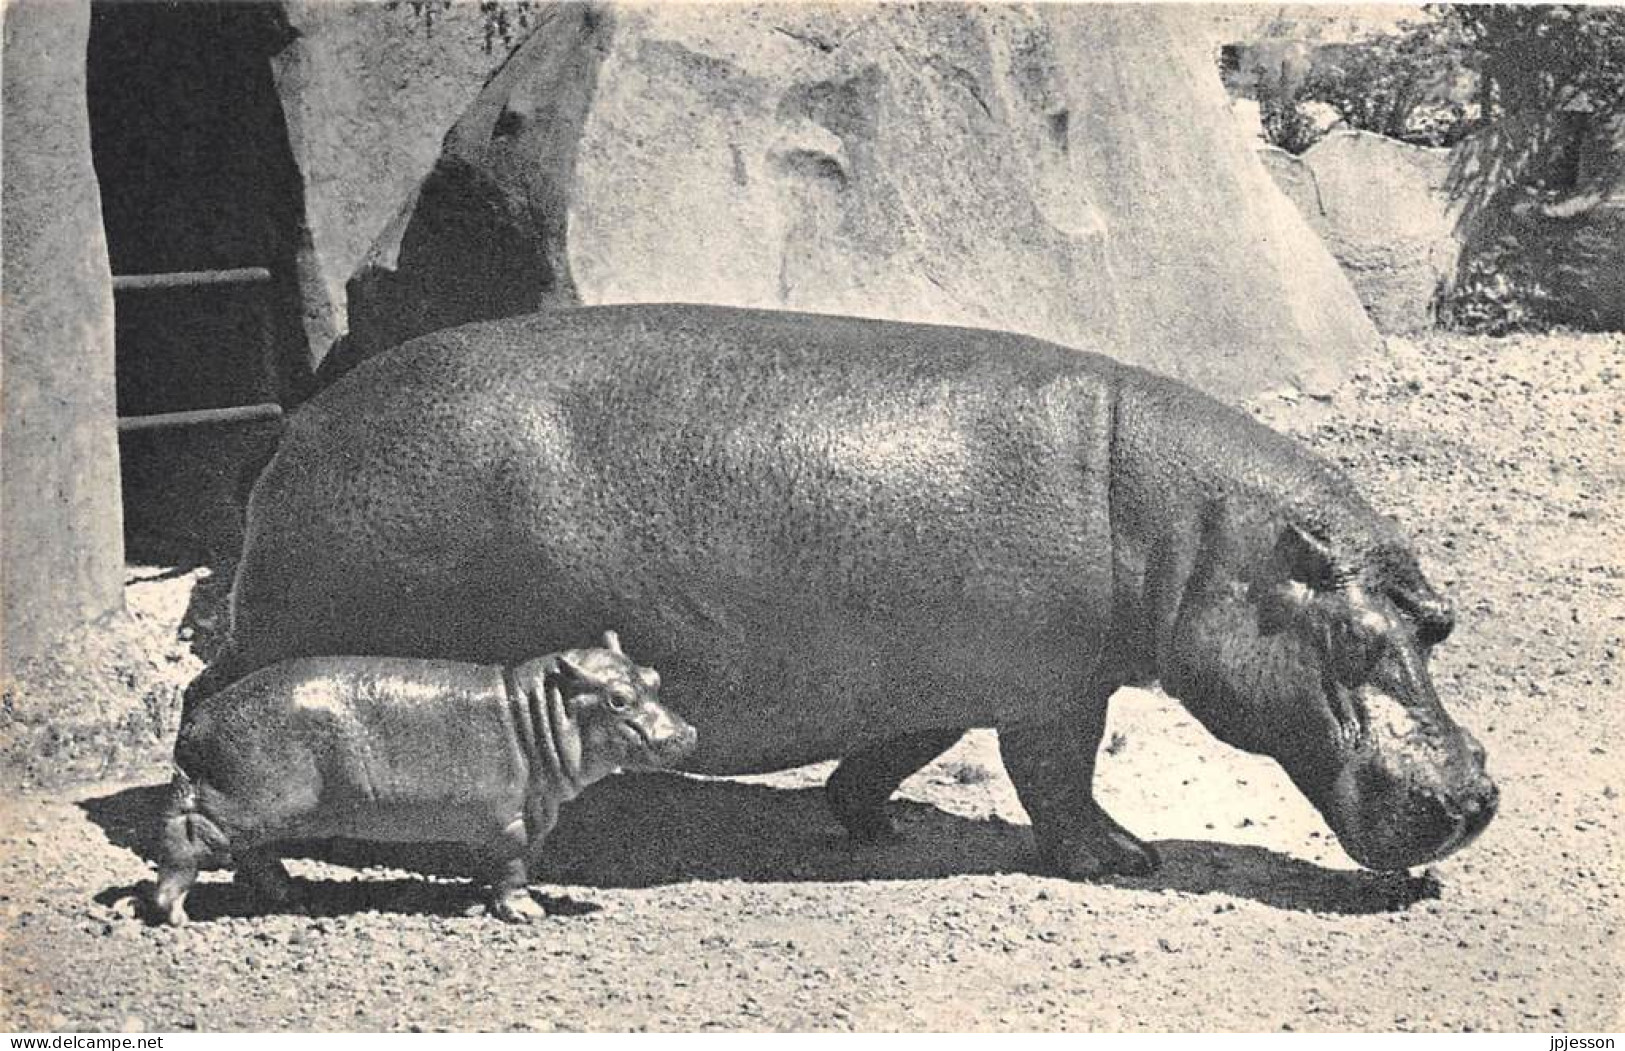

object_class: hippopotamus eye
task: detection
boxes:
[1389,588,1455,647]
[604,690,634,713]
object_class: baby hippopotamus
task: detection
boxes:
[151,632,695,924]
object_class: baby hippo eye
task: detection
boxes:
[604,689,634,713]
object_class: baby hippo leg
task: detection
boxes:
[151,771,237,926]
[485,817,547,924]
[151,810,204,926]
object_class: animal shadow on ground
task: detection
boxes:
[80,784,599,923]
[81,775,1436,922]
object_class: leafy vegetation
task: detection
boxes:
[1228,13,1475,155]
[1445,6,1625,214]
[1443,6,1625,333]
[1231,5,1624,332]
[1304,20,1475,149]
[1237,5,1624,157]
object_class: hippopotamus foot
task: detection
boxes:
[1032,805,1160,878]
[998,700,1159,879]
[150,865,196,926]
[490,888,548,924]
[827,729,967,842]
[151,806,203,925]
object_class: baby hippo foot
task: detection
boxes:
[486,827,546,923]
[160,896,190,927]
[1034,809,1161,879]
[149,874,194,927]
[489,888,548,924]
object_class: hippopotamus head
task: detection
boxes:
[1160,505,1497,871]
[552,632,698,775]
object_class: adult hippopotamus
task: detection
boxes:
[211,303,1497,877]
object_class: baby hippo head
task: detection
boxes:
[548,631,696,779]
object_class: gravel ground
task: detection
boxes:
[1,330,1620,1032]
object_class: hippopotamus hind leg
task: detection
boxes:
[997,687,1159,879]
[151,813,204,926]
[150,769,230,925]
[827,728,966,841]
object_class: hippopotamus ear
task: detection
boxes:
[1252,521,1338,634]
[555,654,606,690]
[637,665,661,692]
[603,631,624,656]
[1275,522,1338,589]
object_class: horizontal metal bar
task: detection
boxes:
[112,267,272,292]
[118,403,283,433]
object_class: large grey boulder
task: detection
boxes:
[1,0,123,674]
[346,3,1381,400]
[1263,131,1459,334]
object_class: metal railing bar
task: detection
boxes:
[112,267,273,292]
[117,403,284,433]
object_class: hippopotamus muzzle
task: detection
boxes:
[1315,693,1499,872]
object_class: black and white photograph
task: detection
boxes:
[1,0,1621,1033]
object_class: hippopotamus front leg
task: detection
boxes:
[487,815,549,924]
[235,845,301,909]
[827,728,967,841]
[997,685,1159,879]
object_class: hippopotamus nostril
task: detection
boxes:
[669,723,699,756]
[1455,780,1498,842]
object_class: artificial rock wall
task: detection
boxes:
[270,1,514,366]
[1,0,124,674]
[346,3,1383,401]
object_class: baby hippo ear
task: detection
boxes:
[603,630,624,656]
[637,665,661,692]
[555,654,608,691]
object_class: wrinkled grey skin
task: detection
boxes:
[154,634,694,924]
[214,304,1496,879]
